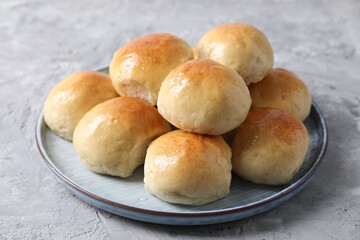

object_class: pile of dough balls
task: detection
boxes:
[43,22,311,206]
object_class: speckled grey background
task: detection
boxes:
[1,0,360,239]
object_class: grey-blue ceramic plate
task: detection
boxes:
[36,69,327,225]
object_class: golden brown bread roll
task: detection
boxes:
[73,97,171,178]
[157,59,251,135]
[110,33,193,105]
[144,130,232,205]
[248,68,312,121]
[44,71,118,141]
[197,22,274,85]
[232,107,309,186]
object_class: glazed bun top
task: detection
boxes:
[73,96,171,178]
[249,68,312,121]
[44,71,118,141]
[197,22,274,85]
[144,130,232,205]
[157,59,251,135]
[110,33,193,105]
[231,107,309,185]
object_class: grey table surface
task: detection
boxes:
[1,0,360,239]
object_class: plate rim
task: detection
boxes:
[35,101,328,218]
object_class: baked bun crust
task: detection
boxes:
[110,33,193,105]
[73,97,171,178]
[197,23,274,85]
[249,68,312,121]
[157,59,251,135]
[232,107,309,186]
[144,130,232,205]
[44,71,118,141]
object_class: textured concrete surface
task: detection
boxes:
[1,0,360,239]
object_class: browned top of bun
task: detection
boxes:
[73,96,171,177]
[231,107,309,185]
[110,33,193,105]
[148,130,231,164]
[84,96,170,132]
[113,33,191,64]
[43,70,118,140]
[197,22,274,85]
[249,68,308,97]
[248,68,311,120]
[144,130,232,204]
[157,59,251,135]
[235,107,308,149]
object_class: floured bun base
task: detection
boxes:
[110,33,193,105]
[43,71,118,141]
[197,22,274,85]
[157,59,251,135]
[73,97,171,178]
[144,130,232,205]
[249,68,312,121]
[232,107,309,186]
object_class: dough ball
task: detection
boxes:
[144,130,232,205]
[110,33,193,105]
[197,22,274,85]
[157,59,251,135]
[73,97,171,178]
[249,68,312,121]
[44,71,118,141]
[232,107,309,185]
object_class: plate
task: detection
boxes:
[35,69,328,225]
